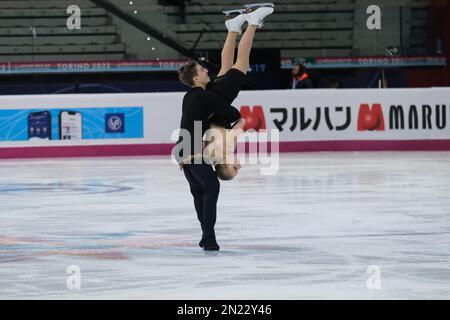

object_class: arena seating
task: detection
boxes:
[0,0,430,62]
[161,0,430,58]
[410,0,428,55]
[163,0,356,58]
[0,0,126,61]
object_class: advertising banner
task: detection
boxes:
[0,107,143,141]
[281,56,447,69]
[0,56,445,74]
[232,88,450,141]
[0,88,449,159]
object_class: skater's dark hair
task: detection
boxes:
[178,60,199,87]
[294,63,306,76]
[215,164,235,181]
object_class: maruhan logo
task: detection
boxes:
[358,104,385,131]
[388,104,448,130]
[240,105,266,132]
[358,103,450,131]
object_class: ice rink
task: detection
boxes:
[0,152,449,299]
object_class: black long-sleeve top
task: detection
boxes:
[176,86,241,160]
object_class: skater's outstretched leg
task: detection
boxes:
[217,32,238,78]
[232,25,257,75]
[217,10,247,77]
[233,4,274,74]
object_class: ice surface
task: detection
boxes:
[0,152,449,299]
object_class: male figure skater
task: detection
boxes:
[176,3,274,251]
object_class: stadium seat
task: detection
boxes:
[0,0,126,61]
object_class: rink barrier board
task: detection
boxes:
[1,88,450,159]
[1,140,450,159]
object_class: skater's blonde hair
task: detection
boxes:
[215,164,235,181]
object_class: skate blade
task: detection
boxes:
[204,250,220,256]
[243,3,274,9]
[222,9,246,16]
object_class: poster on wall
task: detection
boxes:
[0,107,143,142]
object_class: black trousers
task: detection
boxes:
[183,163,220,237]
